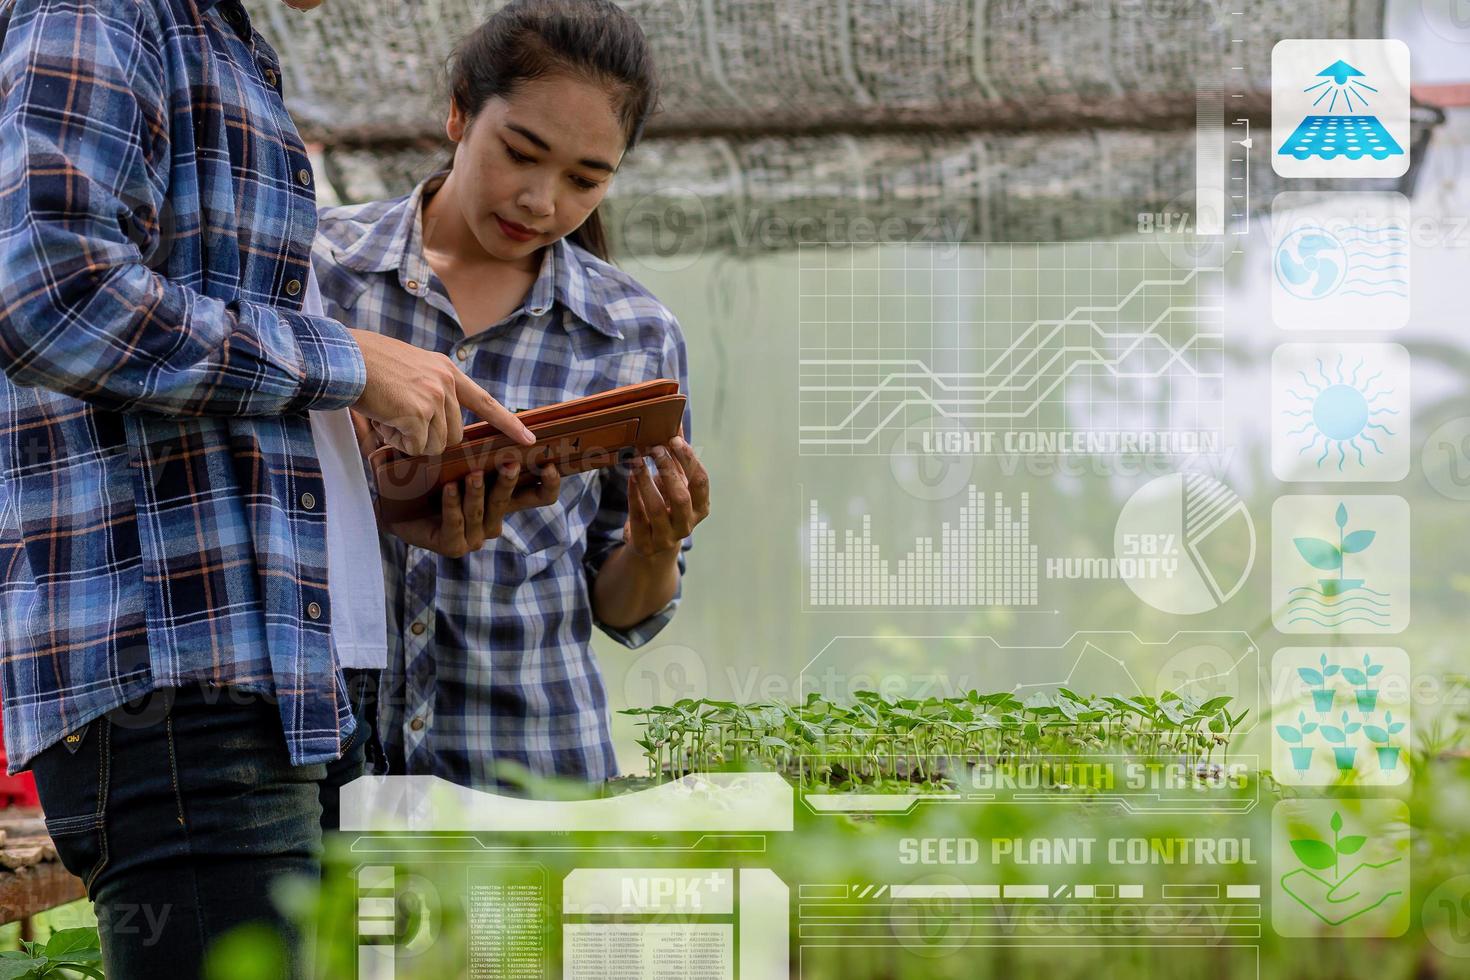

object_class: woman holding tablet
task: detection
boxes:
[312,0,708,786]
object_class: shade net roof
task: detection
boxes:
[245,0,1403,253]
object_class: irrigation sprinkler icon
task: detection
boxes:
[1272,41,1410,179]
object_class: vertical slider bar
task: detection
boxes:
[1196,88,1226,236]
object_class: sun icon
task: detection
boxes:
[1285,354,1398,471]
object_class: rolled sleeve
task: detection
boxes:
[584,321,694,648]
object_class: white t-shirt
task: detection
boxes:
[305,270,388,669]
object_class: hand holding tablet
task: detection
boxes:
[369,379,687,525]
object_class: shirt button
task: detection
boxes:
[455,348,468,361]
[297,168,311,187]
[300,491,316,510]
[410,621,426,636]
[306,601,322,620]
[264,68,278,87]
[406,279,419,291]
[410,717,426,732]
[286,279,302,297]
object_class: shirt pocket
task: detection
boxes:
[497,472,593,579]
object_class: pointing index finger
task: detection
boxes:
[452,369,535,445]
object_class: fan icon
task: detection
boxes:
[1276,227,1348,301]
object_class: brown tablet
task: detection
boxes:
[368,379,686,525]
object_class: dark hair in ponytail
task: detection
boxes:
[444,0,659,262]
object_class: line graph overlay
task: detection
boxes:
[798,243,1226,455]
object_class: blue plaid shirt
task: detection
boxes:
[0,0,366,772]
[313,173,691,784]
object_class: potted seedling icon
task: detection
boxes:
[1363,711,1405,771]
[1298,653,1341,713]
[1294,503,1375,597]
[1320,710,1363,771]
[1276,711,1320,772]
[1341,652,1384,713]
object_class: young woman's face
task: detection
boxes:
[445,74,627,263]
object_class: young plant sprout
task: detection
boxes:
[619,689,1243,791]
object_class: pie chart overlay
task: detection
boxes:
[1113,474,1256,614]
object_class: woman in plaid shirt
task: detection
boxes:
[314,0,710,788]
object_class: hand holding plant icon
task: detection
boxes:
[1294,502,1376,596]
[1281,810,1405,928]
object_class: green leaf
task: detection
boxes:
[1291,837,1338,871]
[1363,725,1387,743]
[1297,667,1323,686]
[1335,502,1349,528]
[1276,724,1302,744]
[0,959,43,980]
[1341,529,1376,554]
[1337,835,1367,855]
[44,928,101,960]
[1341,668,1367,686]
[1294,537,1342,571]
[1330,811,1343,833]
[1158,701,1189,726]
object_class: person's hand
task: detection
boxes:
[384,461,562,558]
[623,435,710,561]
[348,329,533,457]
[1280,858,1405,926]
[348,408,383,459]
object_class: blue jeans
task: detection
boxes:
[30,685,327,980]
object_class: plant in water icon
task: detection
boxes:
[1296,502,1374,595]
[1285,503,1392,630]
